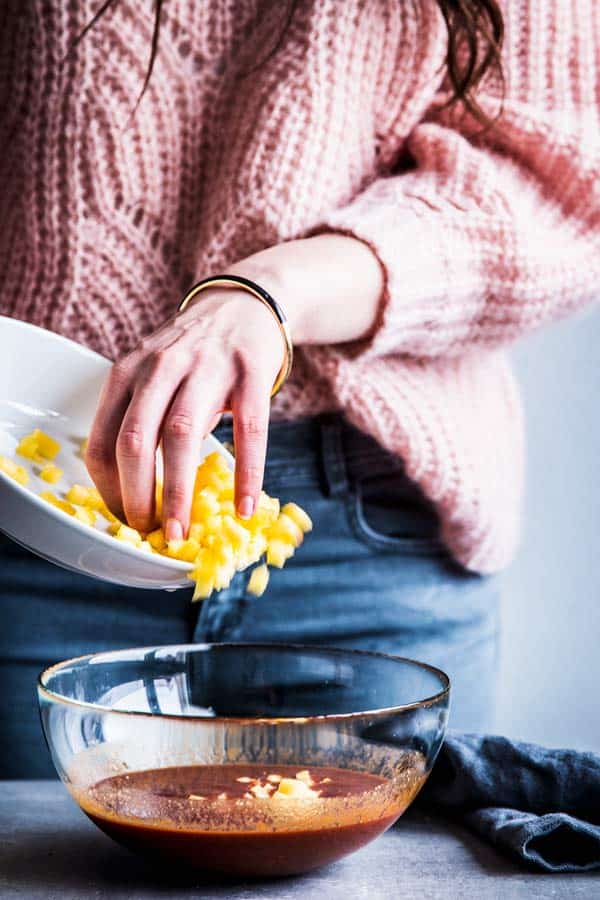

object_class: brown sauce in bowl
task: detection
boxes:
[77,763,425,876]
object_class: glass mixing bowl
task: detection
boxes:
[38,643,449,877]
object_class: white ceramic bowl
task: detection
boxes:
[0,316,233,589]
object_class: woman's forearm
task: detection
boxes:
[229,234,384,346]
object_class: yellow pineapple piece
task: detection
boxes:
[66,484,104,511]
[191,489,220,522]
[275,778,319,799]
[222,515,250,553]
[40,491,75,516]
[113,524,143,546]
[18,428,61,461]
[167,538,201,562]
[16,433,44,463]
[219,499,235,517]
[39,463,63,484]
[146,528,166,551]
[194,463,226,494]
[190,549,217,600]
[188,522,205,543]
[281,502,313,533]
[79,437,88,458]
[203,514,223,535]
[73,507,97,526]
[100,503,119,524]
[246,563,269,597]
[204,451,230,473]
[269,513,304,548]
[0,454,29,486]
[245,493,280,532]
[192,576,214,601]
[266,539,294,569]
[244,533,268,566]
[36,429,61,460]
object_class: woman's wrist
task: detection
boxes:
[227,234,385,346]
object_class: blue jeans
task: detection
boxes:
[0,415,499,778]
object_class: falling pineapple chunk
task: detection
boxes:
[246,563,269,597]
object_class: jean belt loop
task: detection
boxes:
[318,414,349,498]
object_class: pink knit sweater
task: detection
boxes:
[1,1,598,572]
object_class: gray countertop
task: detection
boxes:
[1,781,597,899]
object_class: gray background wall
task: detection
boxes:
[495,308,600,751]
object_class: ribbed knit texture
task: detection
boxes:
[1,1,598,572]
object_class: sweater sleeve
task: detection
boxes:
[318,0,600,360]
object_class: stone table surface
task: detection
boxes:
[1,781,598,899]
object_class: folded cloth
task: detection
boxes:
[417,732,600,872]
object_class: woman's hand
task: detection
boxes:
[86,234,383,540]
[86,287,283,541]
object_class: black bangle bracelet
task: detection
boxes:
[177,274,293,397]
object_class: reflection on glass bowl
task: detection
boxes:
[38,643,449,877]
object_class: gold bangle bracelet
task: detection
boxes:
[178,275,293,398]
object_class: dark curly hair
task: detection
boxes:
[73,0,504,123]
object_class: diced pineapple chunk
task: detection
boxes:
[281,502,313,533]
[0,454,29,486]
[40,491,75,515]
[74,507,97,526]
[244,533,268,566]
[275,778,319,799]
[66,484,104,510]
[191,489,220,521]
[39,463,63,484]
[268,512,304,547]
[113,524,143,546]
[99,503,119,524]
[146,528,167,551]
[16,434,43,463]
[266,539,294,569]
[246,563,269,597]
[203,514,222,535]
[192,579,214,601]
[204,451,230,473]
[222,515,250,553]
[36,430,61,460]
[167,538,200,562]
[17,429,60,462]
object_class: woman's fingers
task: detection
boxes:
[116,353,188,534]
[161,375,224,541]
[231,370,271,519]
[85,362,133,520]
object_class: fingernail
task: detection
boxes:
[238,496,255,519]
[165,518,183,542]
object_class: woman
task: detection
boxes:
[0,0,598,777]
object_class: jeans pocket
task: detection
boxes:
[347,474,445,556]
